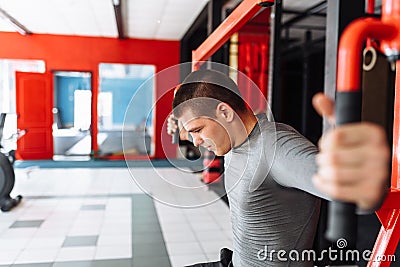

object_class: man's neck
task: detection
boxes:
[232,112,258,147]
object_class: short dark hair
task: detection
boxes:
[172,69,247,118]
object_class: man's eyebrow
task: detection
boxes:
[187,126,201,133]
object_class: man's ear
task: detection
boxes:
[216,103,234,122]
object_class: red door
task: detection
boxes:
[16,72,53,159]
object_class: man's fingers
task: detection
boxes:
[312,173,388,210]
[316,159,388,185]
[167,114,178,135]
[319,123,388,149]
[312,93,335,124]
[316,148,364,167]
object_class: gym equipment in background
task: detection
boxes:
[0,113,23,212]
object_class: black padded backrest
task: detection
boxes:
[0,113,6,142]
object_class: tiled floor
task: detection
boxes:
[0,166,232,267]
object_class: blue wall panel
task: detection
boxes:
[55,76,91,127]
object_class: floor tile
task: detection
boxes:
[53,259,131,267]
[94,245,131,259]
[133,232,165,244]
[4,167,231,267]
[0,249,21,265]
[133,256,171,267]
[14,248,59,264]
[62,235,99,247]
[97,234,131,246]
[3,263,52,267]
[27,237,65,249]
[199,240,232,254]
[10,220,44,228]
[0,237,31,250]
[169,254,208,267]
[133,243,168,257]
[68,224,102,236]
[166,242,204,256]
[162,230,197,243]
[194,230,231,242]
[80,204,106,211]
[56,247,96,262]
[0,228,37,238]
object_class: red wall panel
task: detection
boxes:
[0,32,180,159]
[237,8,270,114]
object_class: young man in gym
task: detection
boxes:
[168,69,389,267]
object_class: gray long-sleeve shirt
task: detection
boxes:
[224,114,325,266]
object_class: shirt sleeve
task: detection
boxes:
[268,123,331,200]
[267,122,382,214]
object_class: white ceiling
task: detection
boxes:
[0,0,328,41]
[0,0,209,40]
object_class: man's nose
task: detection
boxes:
[192,135,203,147]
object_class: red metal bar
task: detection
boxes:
[369,55,400,267]
[337,18,396,92]
[367,210,400,267]
[371,60,400,265]
[336,1,400,265]
[245,43,252,102]
[381,0,400,53]
[258,43,268,112]
[392,61,400,188]
[378,190,400,211]
[192,0,273,70]
[92,70,98,157]
[368,1,400,261]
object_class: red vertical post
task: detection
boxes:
[244,43,252,104]
[91,69,98,157]
[368,0,400,264]
[332,0,400,260]
[368,61,400,267]
[391,61,400,189]
[258,43,268,112]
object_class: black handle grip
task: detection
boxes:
[171,118,180,144]
[325,91,361,249]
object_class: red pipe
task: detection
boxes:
[368,210,400,267]
[192,0,274,70]
[392,61,400,189]
[336,18,396,92]
[333,1,400,263]
[381,0,400,54]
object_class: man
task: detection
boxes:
[168,69,389,266]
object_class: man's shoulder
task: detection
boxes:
[256,117,298,135]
